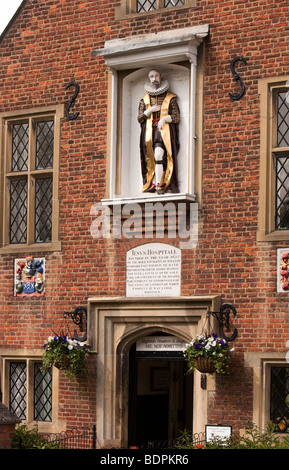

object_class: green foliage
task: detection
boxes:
[183,333,231,374]
[41,333,90,381]
[174,422,289,449]
[222,422,289,449]
[174,429,196,449]
[12,424,60,449]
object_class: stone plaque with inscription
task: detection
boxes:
[126,243,181,297]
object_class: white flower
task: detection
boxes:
[68,344,73,350]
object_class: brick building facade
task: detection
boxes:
[0,0,289,448]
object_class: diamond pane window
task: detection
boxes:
[276,155,289,229]
[1,106,62,250]
[137,0,156,11]
[164,0,185,6]
[257,78,289,240]
[34,363,52,421]
[35,178,53,243]
[11,123,29,172]
[36,120,54,169]
[270,367,289,433]
[8,361,53,422]
[10,179,28,243]
[277,92,289,148]
[10,362,27,420]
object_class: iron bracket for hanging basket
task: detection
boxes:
[208,304,237,342]
[64,306,87,342]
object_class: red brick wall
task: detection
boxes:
[1,0,289,433]
[0,423,16,449]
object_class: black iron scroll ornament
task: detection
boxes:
[229,56,247,101]
[209,303,237,342]
[65,80,80,120]
[64,306,87,342]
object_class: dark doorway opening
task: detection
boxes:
[128,337,193,447]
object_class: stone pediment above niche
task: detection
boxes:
[92,25,209,69]
[92,25,209,205]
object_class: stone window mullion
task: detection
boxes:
[26,118,34,245]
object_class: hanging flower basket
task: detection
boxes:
[195,356,216,374]
[41,333,90,381]
[54,354,70,370]
[183,333,231,375]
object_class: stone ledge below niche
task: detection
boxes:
[101,192,196,207]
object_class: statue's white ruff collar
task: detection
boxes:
[144,79,169,96]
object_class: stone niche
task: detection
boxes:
[92,25,209,205]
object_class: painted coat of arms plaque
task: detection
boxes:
[14,256,45,297]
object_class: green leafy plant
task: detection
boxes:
[175,422,289,449]
[206,422,289,449]
[41,333,90,380]
[174,429,204,449]
[12,424,60,449]
[183,333,231,374]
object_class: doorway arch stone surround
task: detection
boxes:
[88,295,220,448]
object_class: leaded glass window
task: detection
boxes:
[277,92,289,147]
[275,155,289,229]
[35,178,53,243]
[5,116,55,246]
[164,0,185,7]
[9,361,52,422]
[10,362,27,420]
[36,120,54,169]
[137,0,156,11]
[34,363,52,421]
[275,92,289,230]
[0,106,62,252]
[10,179,28,244]
[270,367,289,433]
[137,0,184,11]
[12,123,29,172]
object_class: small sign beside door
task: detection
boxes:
[205,425,232,443]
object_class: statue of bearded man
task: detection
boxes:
[138,69,180,195]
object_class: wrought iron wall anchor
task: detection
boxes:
[64,306,87,342]
[229,56,247,101]
[65,80,80,120]
[201,374,207,390]
[208,304,237,342]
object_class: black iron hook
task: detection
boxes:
[229,56,247,100]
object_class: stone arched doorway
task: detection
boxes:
[127,331,193,447]
[88,296,220,448]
